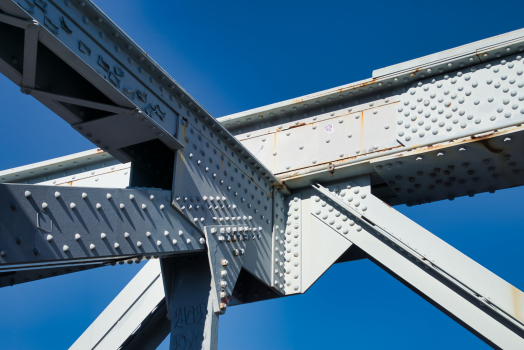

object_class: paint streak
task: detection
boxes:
[511,286,524,322]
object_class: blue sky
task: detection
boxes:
[0,0,523,349]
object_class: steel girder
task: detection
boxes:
[0,0,524,349]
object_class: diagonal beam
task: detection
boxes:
[69,260,168,350]
[312,180,524,349]
[0,11,30,28]
[29,89,134,114]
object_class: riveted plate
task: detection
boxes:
[240,103,400,175]
[172,118,273,236]
[204,225,252,314]
[396,53,524,147]
[372,129,524,205]
[272,194,302,295]
[0,184,204,269]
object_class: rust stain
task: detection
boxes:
[272,132,278,172]
[511,286,524,322]
[478,138,503,154]
[359,111,364,153]
[281,144,403,180]
[289,122,306,129]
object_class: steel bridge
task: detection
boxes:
[0,0,524,349]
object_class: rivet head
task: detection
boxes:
[24,190,31,198]
[55,191,61,198]
[101,233,107,239]
[62,245,69,252]
[90,244,96,250]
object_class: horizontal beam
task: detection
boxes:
[0,184,206,272]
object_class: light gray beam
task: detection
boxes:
[311,180,524,349]
[69,260,167,350]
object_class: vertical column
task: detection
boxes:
[167,258,219,350]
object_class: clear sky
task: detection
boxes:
[0,0,523,349]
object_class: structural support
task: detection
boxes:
[311,181,524,350]
[21,20,39,90]
[70,260,168,350]
[0,184,206,271]
[162,256,219,350]
[29,89,134,114]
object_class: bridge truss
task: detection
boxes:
[0,0,524,349]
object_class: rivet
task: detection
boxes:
[55,191,61,198]
[70,203,76,209]
[101,233,106,239]
[46,235,53,242]
[90,244,95,250]
[137,241,142,247]
[63,245,69,252]
[75,233,81,240]
[114,242,120,249]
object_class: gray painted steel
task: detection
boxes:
[163,257,219,350]
[70,260,167,350]
[1,0,524,348]
[312,182,524,349]
[204,225,250,313]
[0,184,205,270]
